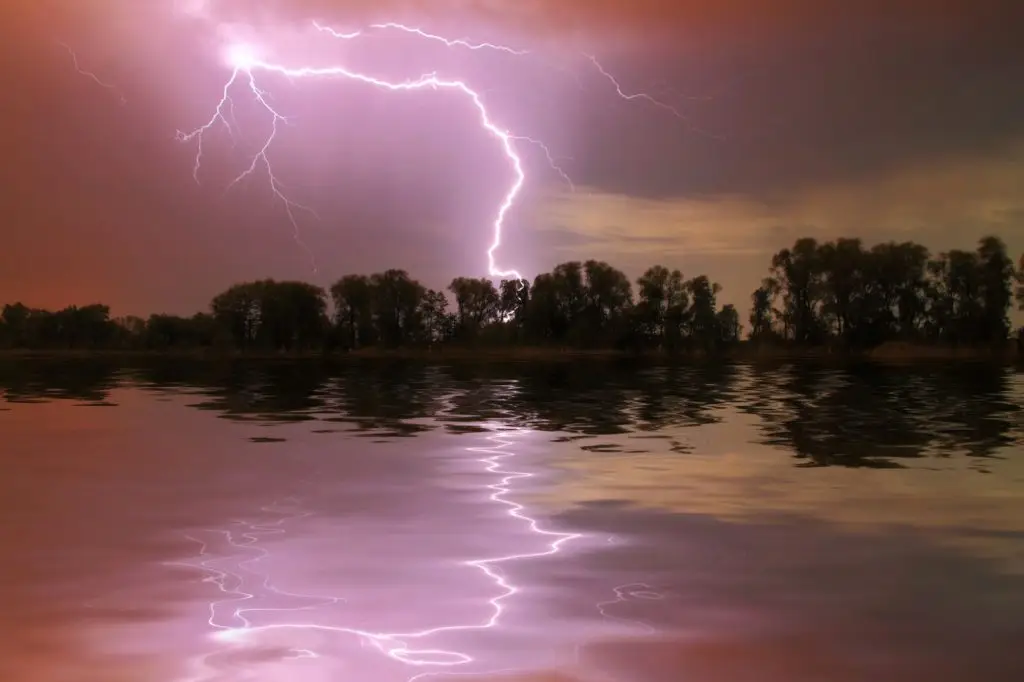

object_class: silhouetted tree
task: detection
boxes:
[211,283,263,348]
[686,275,721,350]
[1016,254,1024,312]
[975,236,1014,345]
[144,313,216,349]
[331,275,374,350]
[747,235,1018,351]
[635,265,687,350]
[818,237,865,344]
[524,273,565,343]
[211,280,326,351]
[5,234,1021,355]
[581,260,633,346]
[874,241,930,339]
[925,250,983,344]
[767,237,825,344]
[418,289,450,344]
[498,279,530,342]
[449,277,499,341]
[716,304,741,344]
[2,303,33,347]
[369,270,424,347]
[749,286,773,340]
[551,261,588,342]
[261,281,328,350]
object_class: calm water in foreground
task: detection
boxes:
[1,358,1023,682]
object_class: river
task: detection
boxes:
[1,358,1022,681]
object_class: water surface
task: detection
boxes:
[1,359,1022,681]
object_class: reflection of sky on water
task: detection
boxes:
[0,393,599,681]
[531,387,1024,573]
[0,363,1023,681]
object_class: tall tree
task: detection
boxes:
[872,241,930,340]
[211,280,326,351]
[369,269,425,346]
[448,277,499,340]
[925,250,982,344]
[141,313,216,349]
[716,304,741,344]
[635,265,686,349]
[260,281,328,350]
[767,238,825,344]
[418,289,450,344]
[818,237,866,343]
[498,279,530,342]
[331,274,375,350]
[211,282,264,349]
[582,260,633,344]
[686,275,721,349]
[975,235,1014,344]
[552,261,587,340]
[1016,255,1024,310]
[525,273,565,343]
[749,285,773,339]
[1,303,31,347]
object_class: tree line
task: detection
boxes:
[2,234,1023,354]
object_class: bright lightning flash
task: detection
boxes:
[178,21,546,281]
[224,43,259,71]
[175,20,693,281]
[63,17,702,280]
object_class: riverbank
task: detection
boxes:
[0,341,1019,364]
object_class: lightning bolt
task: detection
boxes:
[62,15,703,280]
[170,427,583,681]
[585,54,688,119]
[585,54,723,139]
[174,19,704,280]
[58,41,126,105]
[178,22,549,281]
[313,21,529,55]
[175,58,323,271]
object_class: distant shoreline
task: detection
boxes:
[0,342,1019,365]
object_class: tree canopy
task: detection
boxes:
[1,235,1021,354]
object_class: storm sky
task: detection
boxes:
[2,0,1023,318]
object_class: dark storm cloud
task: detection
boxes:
[554,1,1024,201]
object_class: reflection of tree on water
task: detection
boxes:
[744,363,1019,467]
[0,357,121,403]
[439,362,738,437]
[143,359,442,436]
[0,358,1019,468]
[186,362,332,424]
